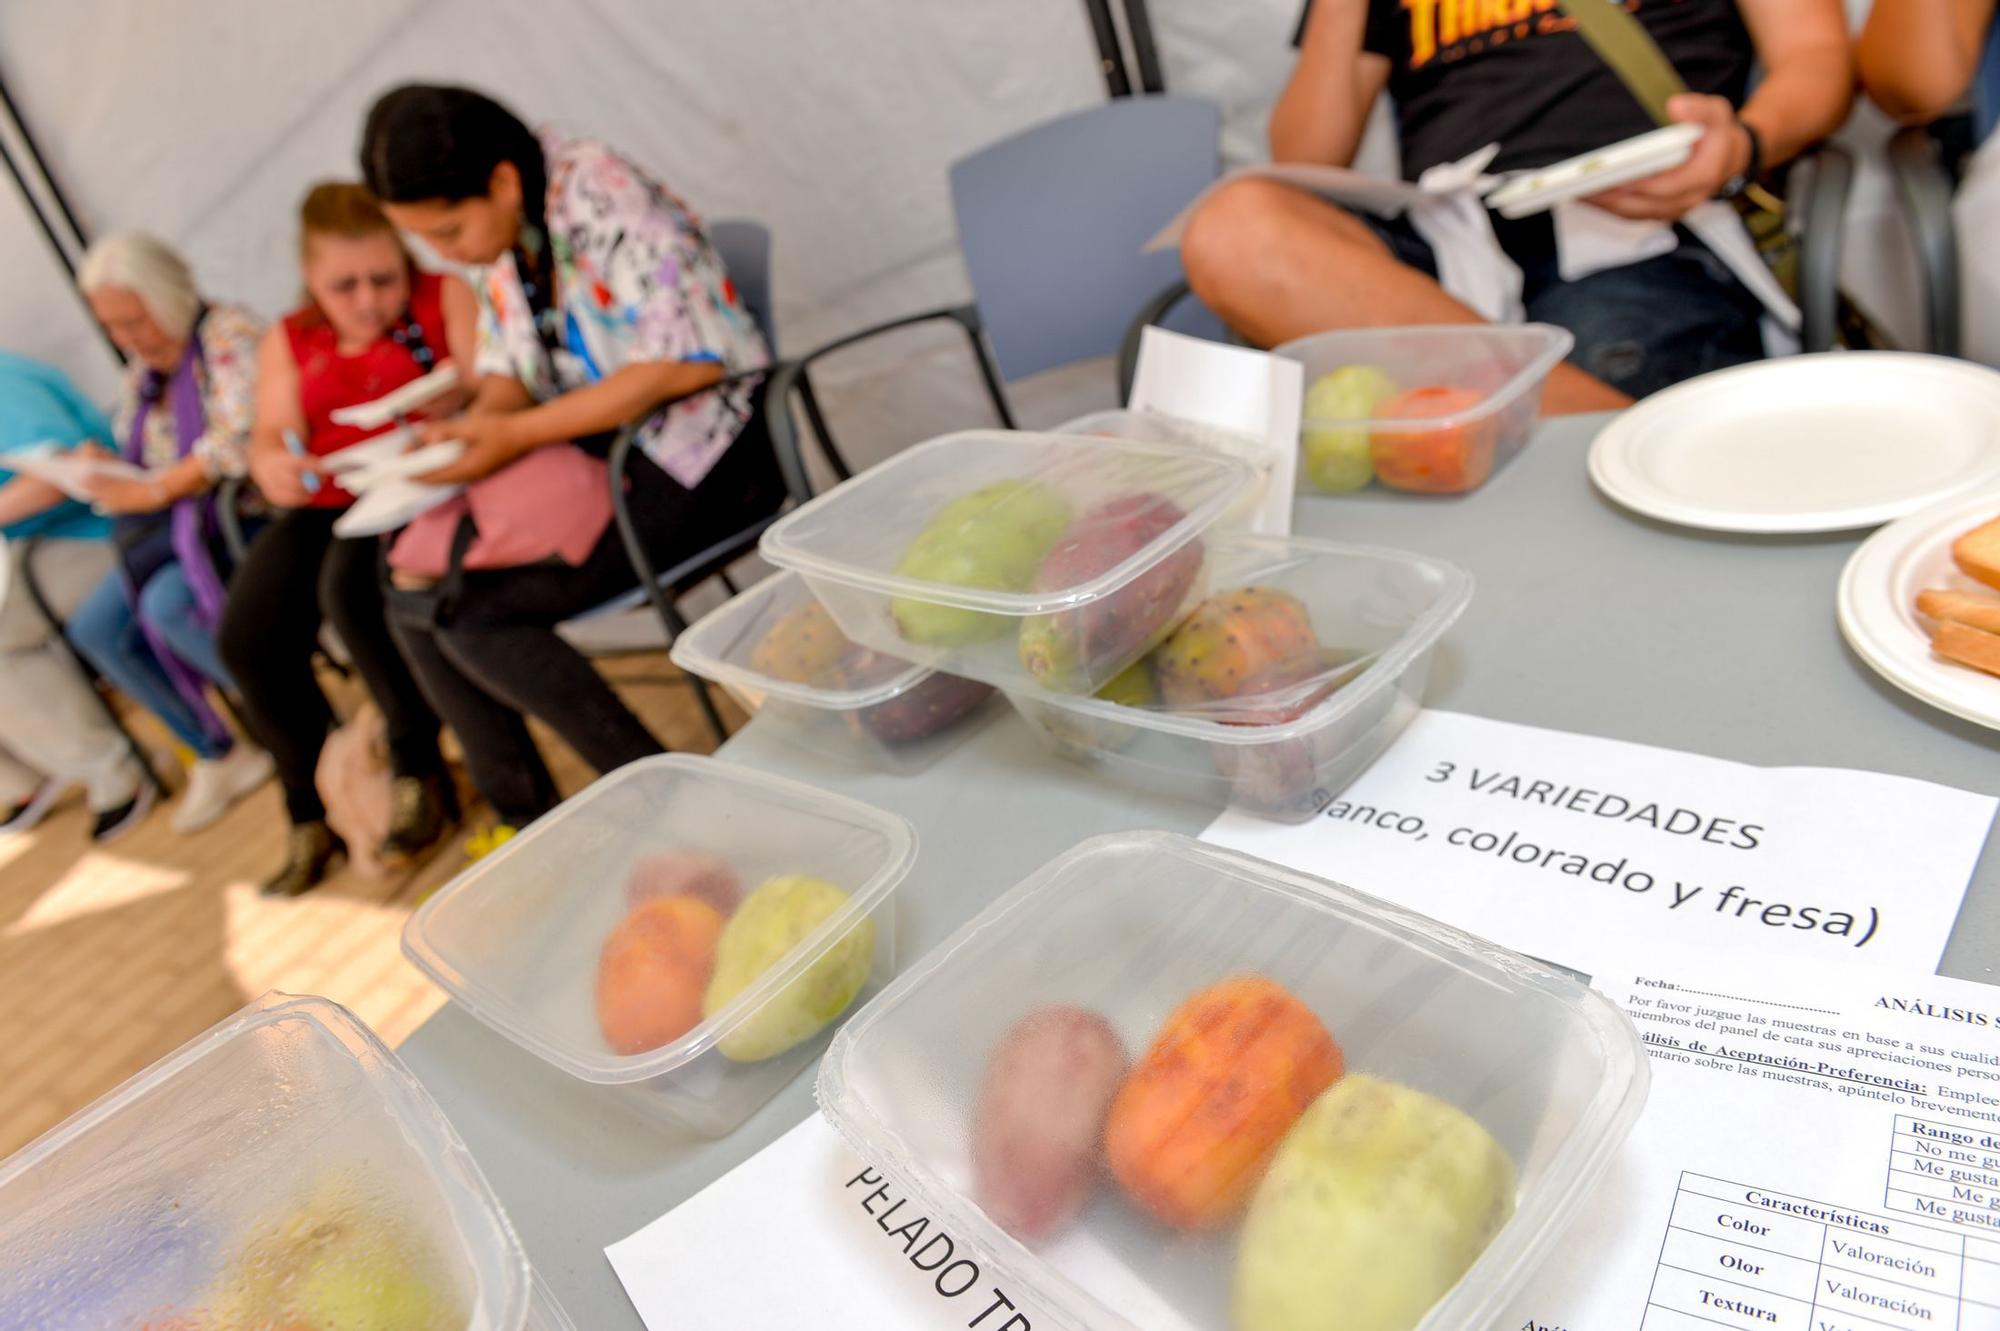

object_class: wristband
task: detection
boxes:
[1721,120,1763,200]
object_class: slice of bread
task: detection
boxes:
[1933,621,2000,677]
[1916,587,2000,634]
[1954,516,2000,592]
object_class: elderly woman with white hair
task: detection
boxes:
[65,231,272,834]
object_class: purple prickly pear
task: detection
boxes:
[1017,493,1202,692]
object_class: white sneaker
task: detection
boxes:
[171,747,275,834]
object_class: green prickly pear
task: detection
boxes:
[1017,493,1203,692]
[1094,656,1159,709]
[890,481,1072,646]
[704,875,876,1062]
[1155,586,1321,707]
[1301,365,1398,493]
[1233,1074,1516,1331]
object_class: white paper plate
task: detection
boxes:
[1589,353,2000,534]
[327,363,460,429]
[1485,123,1702,220]
[319,425,420,475]
[1837,485,2000,729]
[336,441,465,495]
[332,478,462,538]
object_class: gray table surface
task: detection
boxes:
[400,412,2000,1327]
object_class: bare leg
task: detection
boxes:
[1180,178,1631,416]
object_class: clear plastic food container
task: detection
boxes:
[403,754,915,1137]
[0,992,575,1331]
[1003,533,1470,821]
[670,569,997,774]
[759,429,1255,695]
[1056,409,1276,530]
[1275,325,1573,496]
[818,832,1648,1331]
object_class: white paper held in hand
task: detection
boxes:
[326,362,461,429]
[607,1114,1200,1331]
[6,443,156,503]
[1123,326,1301,536]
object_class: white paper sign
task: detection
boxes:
[606,1114,1198,1331]
[1510,950,2000,1330]
[5,445,154,503]
[1124,326,1301,536]
[1203,710,1995,972]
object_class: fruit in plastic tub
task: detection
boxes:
[1017,493,1203,690]
[1233,1074,1516,1331]
[203,1178,462,1331]
[750,599,851,685]
[624,849,741,915]
[972,1005,1129,1241]
[1301,365,1398,493]
[1370,386,1498,493]
[1105,975,1343,1229]
[596,895,727,1055]
[1156,587,1322,708]
[838,646,995,743]
[890,481,1073,646]
[705,874,877,1061]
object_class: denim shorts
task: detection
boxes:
[1361,210,1767,399]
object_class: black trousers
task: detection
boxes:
[218,508,445,825]
[387,426,786,826]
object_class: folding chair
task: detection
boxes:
[592,219,821,745]
[780,94,1230,474]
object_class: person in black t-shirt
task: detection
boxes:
[1181,0,1852,410]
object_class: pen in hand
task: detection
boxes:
[284,429,321,496]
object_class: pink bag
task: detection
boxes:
[389,441,613,578]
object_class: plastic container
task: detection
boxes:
[1056,409,1276,529]
[818,832,1648,1331]
[403,754,915,1137]
[1276,324,1573,495]
[1004,533,1471,821]
[670,569,997,774]
[0,992,576,1331]
[759,429,1255,695]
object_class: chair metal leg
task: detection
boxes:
[606,429,732,747]
[792,374,854,482]
[15,536,168,799]
[945,307,1018,429]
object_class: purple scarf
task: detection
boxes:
[123,322,232,747]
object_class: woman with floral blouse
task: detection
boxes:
[358,84,785,841]
[69,232,273,835]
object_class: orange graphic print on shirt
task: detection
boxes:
[1402,0,1605,68]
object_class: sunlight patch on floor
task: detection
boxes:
[6,851,192,935]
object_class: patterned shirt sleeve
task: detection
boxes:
[190,303,262,479]
[472,267,518,381]
[565,140,770,375]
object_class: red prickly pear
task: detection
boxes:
[1017,492,1203,691]
[836,646,994,743]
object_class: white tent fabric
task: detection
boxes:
[0,0,1948,437]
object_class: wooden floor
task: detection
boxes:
[0,650,743,1159]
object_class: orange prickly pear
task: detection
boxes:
[1017,493,1202,692]
[1155,587,1320,708]
[750,599,852,685]
[1105,975,1343,1229]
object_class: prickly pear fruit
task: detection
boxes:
[890,481,1072,646]
[596,895,726,1055]
[838,646,994,743]
[1301,365,1398,493]
[1094,657,1159,709]
[1106,975,1343,1229]
[1017,493,1202,692]
[705,875,876,1061]
[1155,586,1321,708]
[624,849,741,915]
[972,1005,1129,1241]
[750,599,851,685]
[1234,1074,1516,1331]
